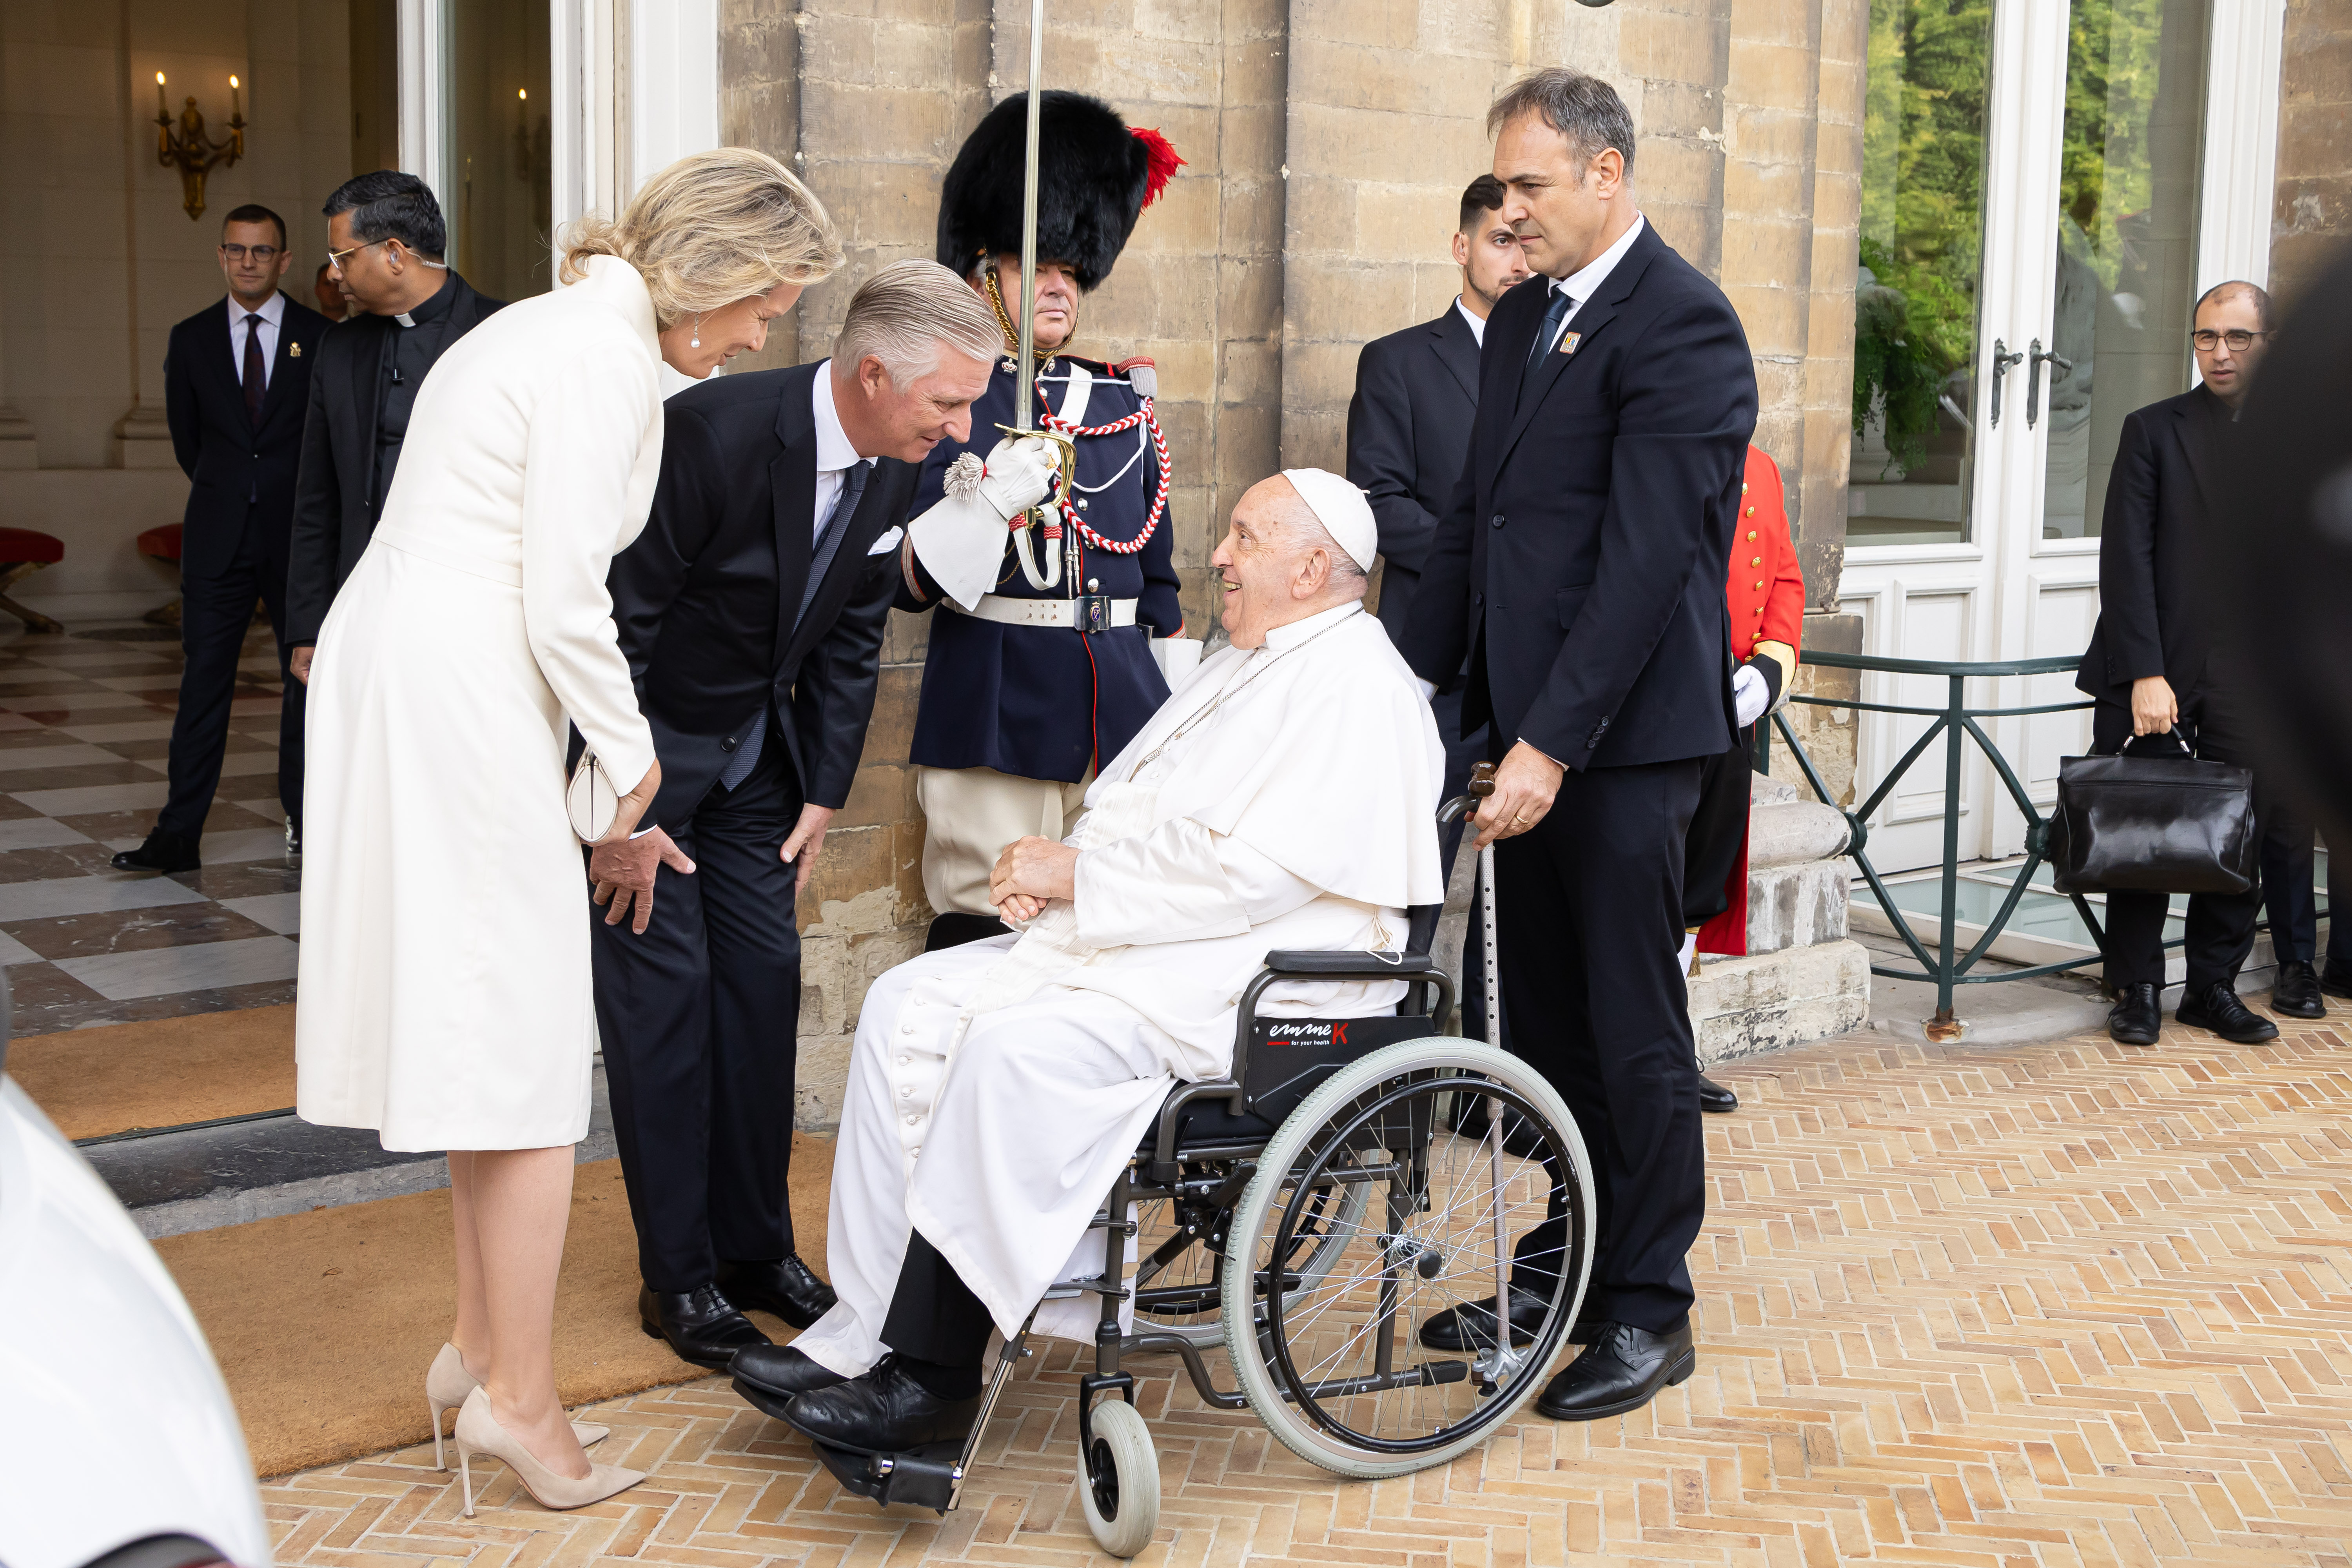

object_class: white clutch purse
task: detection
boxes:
[566,751,619,842]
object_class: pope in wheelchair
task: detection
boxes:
[733,469,1594,1553]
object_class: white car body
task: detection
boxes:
[0,1071,271,1568]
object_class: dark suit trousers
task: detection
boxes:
[1681,729,1755,929]
[2257,806,2345,969]
[2093,695,2296,992]
[159,505,302,838]
[592,731,805,1292]
[882,1230,995,1368]
[1495,757,1706,1334]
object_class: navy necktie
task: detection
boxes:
[1519,287,1575,406]
[241,313,267,425]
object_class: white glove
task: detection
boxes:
[907,435,1062,611]
[1733,662,1769,728]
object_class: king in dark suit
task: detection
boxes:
[116,204,330,875]
[586,262,1030,1373]
[2074,280,2296,1047]
[286,173,503,692]
[1399,71,1756,1421]
[1348,171,1529,1049]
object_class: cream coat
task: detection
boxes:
[295,256,662,1152]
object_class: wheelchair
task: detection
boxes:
[809,800,1595,1557]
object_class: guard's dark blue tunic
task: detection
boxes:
[899,354,1182,782]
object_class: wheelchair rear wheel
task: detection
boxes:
[1218,1038,1591,1477]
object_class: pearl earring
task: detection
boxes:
[690,315,702,348]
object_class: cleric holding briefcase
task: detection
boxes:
[2073,280,2296,1049]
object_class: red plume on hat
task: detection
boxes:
[1132,127,1183,208]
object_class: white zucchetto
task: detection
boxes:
[1281,467,1380,572]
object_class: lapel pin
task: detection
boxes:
[289,342,302,357]
[1559,331,1581,357]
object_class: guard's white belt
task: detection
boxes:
[952,593,1139,630]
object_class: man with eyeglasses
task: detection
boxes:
[116,205,330,875]
[2076,279,2300,1046]
[279,172,503,858]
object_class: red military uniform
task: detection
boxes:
[1693,446,1806,955]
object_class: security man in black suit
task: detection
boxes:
[2075,280,2290,1047]
[116,205,330,875]
[1348,173,1529,1049]
[1399,70,1756,1421]
[286,173,502,712]
[585,261,1029,1372]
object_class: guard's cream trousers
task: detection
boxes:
[914,764,1091,917]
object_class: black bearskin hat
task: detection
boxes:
[935,90,1181,293]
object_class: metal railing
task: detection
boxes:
[1755,649,2106,1040]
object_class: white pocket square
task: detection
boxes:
[867,526,905,556]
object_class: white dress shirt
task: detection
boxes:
[226,292,287,388]
[1455,296,1488,348]
[1536,212,1647,356]
[810,360,876,540]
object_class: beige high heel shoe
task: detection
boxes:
[454,1387,644,1515]
[426,1343,610,1470]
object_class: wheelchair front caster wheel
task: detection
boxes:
[1076,1398,1159,1557]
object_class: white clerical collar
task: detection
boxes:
[228,292,286,328]
[1262,599,1363,652]
[811,359,871,474]
[1454,296,1487,348]
[1550,212,1645,307]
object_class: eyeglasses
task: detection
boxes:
[2190,328,2267,352]
[325,238,390,270]
[220,244,280,262]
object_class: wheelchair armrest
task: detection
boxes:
[1262,948,1432,977]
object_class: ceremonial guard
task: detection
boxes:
[896,91,1189,948]
[1680,445,1805,1111]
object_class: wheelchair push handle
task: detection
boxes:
[1437,760,1498,826]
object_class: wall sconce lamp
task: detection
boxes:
[154,71,248,221]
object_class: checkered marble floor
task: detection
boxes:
[0,621,299,1036]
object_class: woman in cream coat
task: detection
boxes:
[296,149,842,1513]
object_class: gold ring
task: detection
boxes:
[1513,814,1528,825]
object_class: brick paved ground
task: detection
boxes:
[265,1012,2352,1567]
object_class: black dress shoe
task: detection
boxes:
[2107,982,2162,1046]
[285,821,301,860]
[717,1254,838,1330]
[639,1283,771,1369]
[783,1356,981,1455]
[2177,980,2280,1044]
[1697,1074,1739,1114]
[1535,1319,1697,1421]
[2322,960,2352,1002]
[2272,960,2327,1020]
[111,829,201,874]
[730,1344,848,1420]
[1419,1287,1601,1351]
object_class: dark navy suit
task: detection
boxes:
[1401,220,1757,1334]
[900,356,1181,781]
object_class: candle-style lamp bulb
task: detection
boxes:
[155,72,167,117]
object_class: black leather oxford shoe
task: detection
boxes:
[2177,980,2279,1044]
[717,1254,838,1330]
[2107,982,2162,1046]
[640,1283,771,1369]
[783,1357,982,1455]
[1419,1287,1601,1351]
[111,829,201,874]
[730,1344,847,1420]
[1697,1074,1739,1114]
[2272,960,2327,1020]
[1535,1319,1696,1421]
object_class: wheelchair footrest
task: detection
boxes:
[811,1438,963,1514]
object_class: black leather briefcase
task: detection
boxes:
[2046,728,2258,896]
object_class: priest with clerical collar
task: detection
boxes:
[728,468,1447,1453]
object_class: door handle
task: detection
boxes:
[2026,338,2074,429]
[1989,339,2024,427]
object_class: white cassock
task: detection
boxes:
[793,600,1447,1373]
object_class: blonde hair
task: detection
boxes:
[559,148,842,325]
[834,260,1005,387]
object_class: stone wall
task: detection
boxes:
[2272,0,2352,308]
